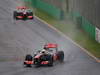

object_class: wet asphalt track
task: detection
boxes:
[0,0,100,75]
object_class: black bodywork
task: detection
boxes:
[34,54,53,67]
[24,43,64,67]
[13,11,33,20]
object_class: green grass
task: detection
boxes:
[35,8,100,58]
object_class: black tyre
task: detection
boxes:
[13,11,17,20]
[27,12,33,20]
[57,51,64,62]
[48,55,53,66]
[24,54,33,67]
[29,12,33,16]
[25,54,33,61]
[26,64,32,67]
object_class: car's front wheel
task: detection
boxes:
[13,11,17,20]
[25,54,33,61]
[24,54,33,67]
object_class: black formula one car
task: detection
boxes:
[13,6,33,20]
[24,43,64,67]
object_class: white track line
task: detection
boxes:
[35,16,100,63]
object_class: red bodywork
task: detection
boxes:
[34,54,49,65]
[24,43,64,67]
[44,43,59,61]
[34,54,42,59]
[28,16,33,19]
[24,61,33,65]
[53,54,58,60]
[17,16,23,18]
[17,6,27,10]
[44,43,58,48]
[15,6,33,20]
[41,61,49,64]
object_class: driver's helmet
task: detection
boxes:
[43,46,49,50]
[41,49,46,54]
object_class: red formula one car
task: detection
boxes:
[24,43,64,67]
[13,6,33,20]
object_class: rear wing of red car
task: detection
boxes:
[44,43,58,48]
[16,6,28,10]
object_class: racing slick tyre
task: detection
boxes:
[13,11,17,20]
[48,55,53,66]
[25,54,33,61]
[24,54,33,67]
[28,12,34,20]
[24,64,31,67]
[57,51,64,62]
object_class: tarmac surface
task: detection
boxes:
[0,0,100,75]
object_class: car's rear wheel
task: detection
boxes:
[57,51,64,62]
